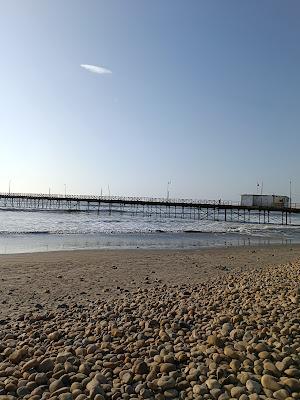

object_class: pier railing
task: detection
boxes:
[0,192,234,205]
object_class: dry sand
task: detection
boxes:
[0,245,299,400]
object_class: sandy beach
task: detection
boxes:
[0,245,300,320]
[0,244,300,399]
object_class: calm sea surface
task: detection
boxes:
[0,210,300,254]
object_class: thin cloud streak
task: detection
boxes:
[80,64,112,75]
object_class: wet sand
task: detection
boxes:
[0,244,300,321]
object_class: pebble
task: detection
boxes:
[281,377,300,391]
[206,379,221,390]
[157,376,176,390]
[38,358,54,373]
[273,388,291,399]
[231,386,246,397]
[261,374,282,391]
[207,334,223,347]
[224,346,240,359]
[246,379,262,394]
[160,363,176,373]
[9,349,26,364]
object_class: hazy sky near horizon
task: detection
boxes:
[1,1,299,201]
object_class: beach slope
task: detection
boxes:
[0,245,299,399]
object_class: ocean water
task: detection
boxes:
[0,209,300,254]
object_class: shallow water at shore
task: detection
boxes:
[0,209,299,253]
[0,231,296,254]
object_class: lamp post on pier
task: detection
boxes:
[289,180,292,224]
[167,181,171,200]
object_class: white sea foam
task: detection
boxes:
[0,210,299,236]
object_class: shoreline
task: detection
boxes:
[0,231,297,255]
[0,240,298,257]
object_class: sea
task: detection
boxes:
[0,209,300,254]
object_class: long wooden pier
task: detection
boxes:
[0,192,299,225]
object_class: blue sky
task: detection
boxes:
[0,1,299,201]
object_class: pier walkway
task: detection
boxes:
[0,192,299,225]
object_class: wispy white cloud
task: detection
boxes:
[80,64,112,75]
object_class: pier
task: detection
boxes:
[0,192,299,225]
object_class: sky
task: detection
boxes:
[0,1,299,202]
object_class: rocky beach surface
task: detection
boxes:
[0,246,299,399]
